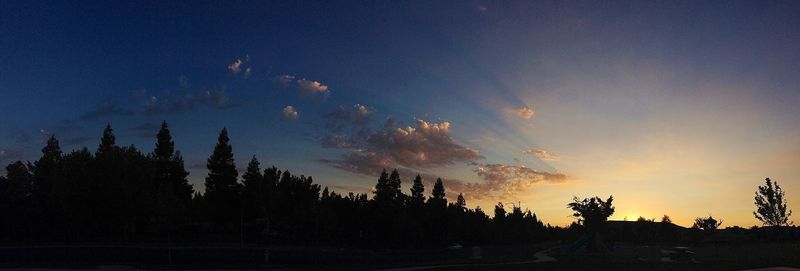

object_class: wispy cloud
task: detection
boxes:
[0,148,23,166]
[178,75,190,88]
[62,136,94,147]
[515,106,534,119]
[137,87,236,114]
[464,163,567,199]
[523,148,559,161]
[272,74,296,86]
[130,122,162,138]
[80,101,135,120]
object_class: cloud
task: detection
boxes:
[178,75,190,88]
[62,136,94,147]
[372,119,480,168]
[523,148,559,161]
[320,134,356,149]
[243,67,252,79]
[319,115,481,174]
[138,87,235,114]
[466,163,567,199]
[515,106,535,119]
[80,102,135,120]
[0,149,23,166]
[353,104,370,118]
[297,78,330,96]
[272,74,296,86]
[319,151,391,176]
[130,122,162,138]
[228,58,243,74]
[282,105,298,120]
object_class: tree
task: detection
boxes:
[153,121,193,204]
[568,196,615,228]
[428,178,446,208]
[242,155,266,222]
[32,135,61,207]
[204,128,240,229]
[374,169,402,205]
[97,124,117,155]
[754,178,793,226]
[454,193,466,211]
[1,161,32,204]
[567,195,615,252]
[373,169,390,202]
[494,202,506,221]
[409,174,425,207]
[693,215,722,232]
[152,121,192,236]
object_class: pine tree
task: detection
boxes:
[242,155,265,222]
[429,178,446,208]
[373,169,390,202]
[387,169,402,203]
[455,193,466,210]
[409,174,425,207]
[32,135,62,207]
[97,124,116,155]
[152,121,193,234]
[154,121,174,159]
[153,122,192,201]
[204,128,240,229]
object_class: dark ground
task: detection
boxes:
[0,242,797,270]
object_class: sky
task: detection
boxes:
[1,1,799,228]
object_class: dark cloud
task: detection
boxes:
[178,75,190,88]
[319,104,372,147]
[136,87,236,114]
[0,149,24,166]
[130,122,162,138]
[318,151,391,176]
[80,101,135,120]
[319,112,481,176]
[62,136,94,147]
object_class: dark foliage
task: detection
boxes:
[0,123,554,247]
[754,178,793,226]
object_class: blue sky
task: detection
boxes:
[2,1,799,226]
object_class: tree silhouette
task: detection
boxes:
[693,215,722,243]
[204,128,240,230]
[428,178,446,208]
[567,195,614,252]
[754,178,793,226]
[32,135,61,209]
[152,121,193,237]
[409,174,425,208]
[97,124,117,155]
[242,155,267,224]
[11,124,785,249]
[1,161,32,204]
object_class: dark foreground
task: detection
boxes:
[0,242,798,270]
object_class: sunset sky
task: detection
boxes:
[1,1,798,227]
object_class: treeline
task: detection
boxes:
[0,122,563,247]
